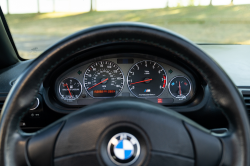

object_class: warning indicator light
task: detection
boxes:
[158,98,163,103]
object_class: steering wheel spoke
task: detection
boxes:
[5,132,30,166]
[184,122,222,166]
[26,121,65,166]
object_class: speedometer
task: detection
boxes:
[84,60,124,98]
[127,60,167,98]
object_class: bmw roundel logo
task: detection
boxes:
[107,132,140,165]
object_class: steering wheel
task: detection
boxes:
[0,23,249,166]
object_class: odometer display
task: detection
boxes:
[84,61,124,98]
[93,90,116,97]
[127,60,167,98]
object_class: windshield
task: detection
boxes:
[1,0,250,59]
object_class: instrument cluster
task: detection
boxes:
[54,57,195,106]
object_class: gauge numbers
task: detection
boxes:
[127,60,167,98]
[84,60,124,98]
[59,78,82,100]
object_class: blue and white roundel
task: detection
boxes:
[114,140,134,160]
[107,132,140,165]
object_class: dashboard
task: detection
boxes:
[1,45,248,132]
[51,54,196,108]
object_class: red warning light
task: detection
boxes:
[184,82,187,86]
[158,98,163,103]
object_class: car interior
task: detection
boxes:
[0,3,250,166]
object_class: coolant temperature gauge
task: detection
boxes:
[168,76,191,100]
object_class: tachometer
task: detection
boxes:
[84,60,124,98]
[127,60,167,98]
[59,78,82,100]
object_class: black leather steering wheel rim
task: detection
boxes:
[0,22,249,166]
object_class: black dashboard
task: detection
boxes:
[54,55,195,106]
[42,53,202,114]
[1,45,249,132]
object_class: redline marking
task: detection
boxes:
[163,75,166,88]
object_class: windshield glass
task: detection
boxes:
[1,0,250,59]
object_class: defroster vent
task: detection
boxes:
[242,90,250,112]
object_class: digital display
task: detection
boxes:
[117,59,134,64]
[93,90,116,97]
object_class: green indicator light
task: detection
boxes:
[77,70,82,75]
[168,69,173,74]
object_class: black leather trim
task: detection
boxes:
[27,121,65,166]
[53,98,194,159]
[54,151,99,166]
[148,151,194,166]
[0,22,249,166]
[184,122,222,166]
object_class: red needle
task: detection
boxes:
[179,81,181,95]
[88,78,109,90]
[130,79,152,85]
[64,84,73,97]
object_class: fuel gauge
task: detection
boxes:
[169,76,191,100]
[59,77,82,100]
